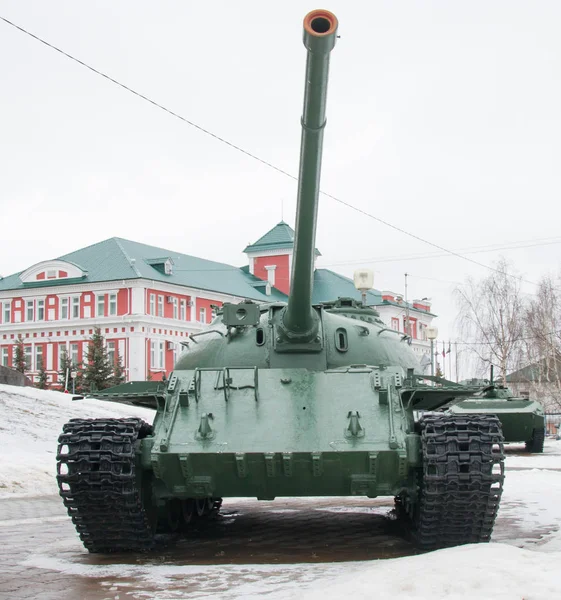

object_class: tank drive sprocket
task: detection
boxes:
[397,413,505,549]
[56,417,156,553]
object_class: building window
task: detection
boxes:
[24,345,32,370]
[211,306,218,321]
[60,298,68,320]
[58,343,66,368]
[180,300,186,321]
[82,343,90,365]
[72,297,80,318]
[3,302,11,324]
[70,343,79,366]
[107,341,115,365]
[199,307,206,323]
[150,340,165,369]
[172,298,178,319]
[26,300,34,322]
[149,294,156,315]
[157,295,164,317]
[35,345,43,370]
[97,295,105,317]
[391,317,400,331]
[1,347,8,367]
[109,293,117,316]
[37,299,45,321]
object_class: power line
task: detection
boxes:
[326,237,561,267]
[0,15,546,289]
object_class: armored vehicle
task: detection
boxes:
[56,9,505,553]
[449,368,545,452]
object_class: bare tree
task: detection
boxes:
[522,273,561,409]
[455,258,525,384]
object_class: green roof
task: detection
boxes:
[0,238,434,316]
[312,269,382,305]
[243,222,321,256]
[0,237,283,302]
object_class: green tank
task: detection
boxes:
[449,368,546,452]
[56,9,506,553]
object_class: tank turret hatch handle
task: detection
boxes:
[280,10,338,341]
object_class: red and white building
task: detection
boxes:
[0,225,436,386]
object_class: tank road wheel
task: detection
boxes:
[181,499,195,527]
[525,427,545,453]
[56,418,156,553]
[195,498,212,518]
[165,498,182,533]
[397,414,505,550]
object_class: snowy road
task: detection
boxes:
[1,454,560,600]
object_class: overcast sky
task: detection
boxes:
[1,0,561,361]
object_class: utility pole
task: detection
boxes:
[455,341,459,382]
[404,272,410,337]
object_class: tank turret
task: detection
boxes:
[57,10,506,555]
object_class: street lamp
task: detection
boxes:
[353,269,374,306]
[426,326,438,377]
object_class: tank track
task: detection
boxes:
[56,417,156,553]
[525,427,545,453]
[397,413,505,550]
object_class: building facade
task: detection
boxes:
[0,225,436,386]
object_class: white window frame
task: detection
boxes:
[149,293,156,316]
[172,298,178,319]
[35,345,43,370]
[26,299,34,322]
[58,343,66,368]
[70,342,79,366]
[3,302,11,324]
[24,345,32,370]
[72,296,80,319]
[199,307,206,323]
[157,295,164,317]
[107,340,115,365]
[60,297,69,320]
[36,299,45,321]
[180,300,186,321]
[109,293,117,316]
[1,347,8,367]
[97,294,105,317]
[149,340,165,369]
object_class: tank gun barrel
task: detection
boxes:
[282,10,338,338]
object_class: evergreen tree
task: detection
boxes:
[14,335,26,374]
[110,350,126,387]
[37,364,48,389]
[82,327,113,393]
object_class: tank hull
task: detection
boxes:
[449,399,545,445]
[144,367,414,500]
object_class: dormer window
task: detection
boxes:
[146,257,174,276]
[19,260,86,284]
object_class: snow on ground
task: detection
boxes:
[2,383,561,599]
[0,383,154,498]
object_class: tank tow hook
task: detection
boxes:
[197,413,215,440]
[346,411,365,438]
